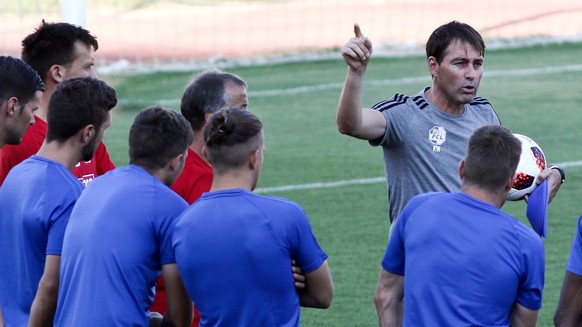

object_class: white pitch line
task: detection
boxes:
[126,64,582,107]
[250,64,582,97]
[254,161,582,194]
[255,177,386,194]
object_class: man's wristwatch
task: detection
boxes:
[550,165,565,184]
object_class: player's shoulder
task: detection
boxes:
[469,96,493,109]
[249,192,307,216]
[505,216,544,251]
[372,93,429,112]
[400,192,445,218]
[155,181,188,208]
[30,157,84,196]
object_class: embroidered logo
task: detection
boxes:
[428,126,446,152]
[78,174,95,187]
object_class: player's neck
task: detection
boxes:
[461,183,506,208]
[190,129,208,162]
[36,87,55,122]
[425,87,465,115]
[210,170,254,192]
[36,140,83,172]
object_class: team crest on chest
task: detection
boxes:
[428,126,447,152]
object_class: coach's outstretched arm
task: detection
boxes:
[337,23,386,141]
[297,260,334,308]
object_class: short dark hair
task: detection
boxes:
[426,21,485,63]
[46,77,116,143]
[181,69,246,131]
[129,106,193,170]
[204,108,262,172]
[0,56,45,106]
[463,125,521,192]
[21,20,99,81]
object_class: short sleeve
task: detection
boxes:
[381,205,407,275]
[46,196,77,255]
[158,195,189,265]
[289,206,328,274]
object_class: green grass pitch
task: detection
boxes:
[101,42,582,326]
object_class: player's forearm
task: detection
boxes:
[554,312,582,327]
[509,303,538,327]
[298,262,334,308]
[337,68,367,136]
[28,287,58,327]
[374,290,403,327]
[298,270,334,308]
[555,272,582,326]
[298,288,333,309]
[374,270,404,327]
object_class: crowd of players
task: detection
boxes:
[0,18,580,327]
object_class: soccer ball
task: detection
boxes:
[507,134,546,201]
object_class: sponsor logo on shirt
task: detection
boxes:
[78,174,95,187]
[428,126,446,152]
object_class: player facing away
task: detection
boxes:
[0,56,44,149]
[0,20,115,187]
[374,125,544,326]
[173,108,334,326]
[55,106,193,327]
[151,69,249,326]
[336,21,564,225]
[0,77,116,327]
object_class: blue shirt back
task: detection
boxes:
[383,192,544,326]
[0,156,83,326]
[55,165,188,327]
[173,189,327,327]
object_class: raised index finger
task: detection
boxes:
[354,23,364,38]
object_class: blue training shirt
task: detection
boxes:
[55,165,188,327]
[0,156,83,326]
[383,192,544,326]
[173,188,328,327]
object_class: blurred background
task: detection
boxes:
[2,0,582,72]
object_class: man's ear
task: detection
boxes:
[427,56,438,78]
[3,97,19,116]
[505,175,515,192]
[168,152,184,172]
[458,160,465,180]
[48,64,65,84]
[81,124,95,145]
[249,148,260,170]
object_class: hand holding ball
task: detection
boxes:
[507,134,546,201]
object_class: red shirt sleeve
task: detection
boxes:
[94,141,116,175]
